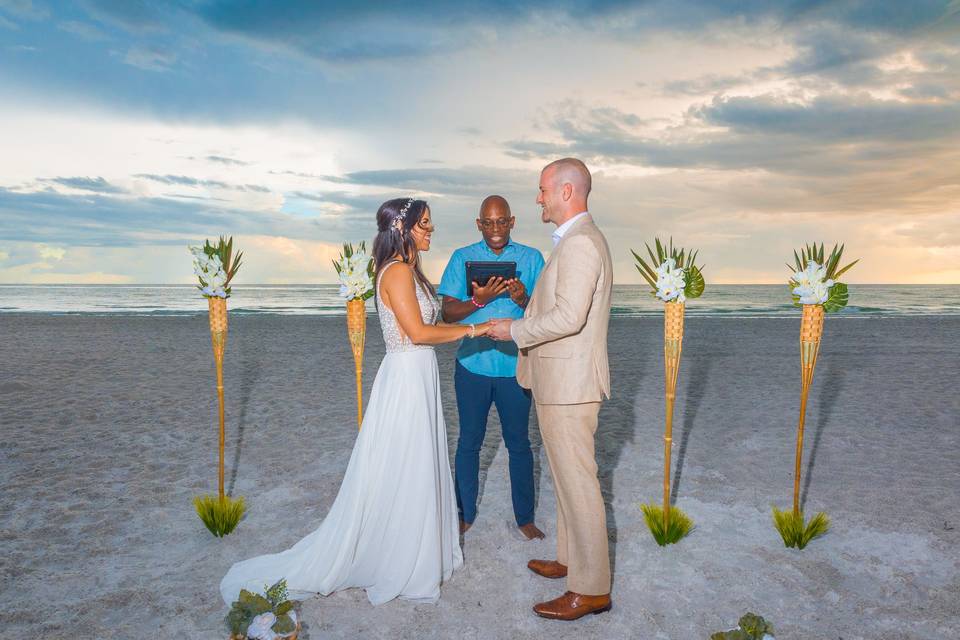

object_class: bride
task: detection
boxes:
[220,198,491,606]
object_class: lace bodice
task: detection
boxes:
[376,261,440,353]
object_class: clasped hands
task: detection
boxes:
[485,317,514,341]
[468,317,514,341]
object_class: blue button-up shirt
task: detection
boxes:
[438,240,545,378]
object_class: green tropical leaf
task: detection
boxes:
[644,242,658,269]
[684,265,705,298]
[822,281,849,313]
[273,613,296,634]
[631,249,657,279]
[655,237,665,263]
[237,589,272,615]
[832,258,859,280]
[739,613,775,638]
[631,250,658,293]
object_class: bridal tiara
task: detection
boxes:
[393,198,415,232]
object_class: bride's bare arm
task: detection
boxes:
[380,264,490,345]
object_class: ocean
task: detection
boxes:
[0,284,957,317]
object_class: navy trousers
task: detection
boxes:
[454,360,535,526]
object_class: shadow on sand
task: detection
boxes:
[670,354,713,504]
[227,352,258,497]
[801,358,844,511]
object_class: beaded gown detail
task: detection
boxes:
[220,261,463,605]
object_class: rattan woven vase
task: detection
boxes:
[208,296,228,498]
[793,303,824,515]
[661,300,685,529]
[346,298,366,429]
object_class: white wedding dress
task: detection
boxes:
[220,262,463,605]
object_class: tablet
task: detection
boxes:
[465,261,516,296]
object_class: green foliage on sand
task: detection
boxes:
[772,507,829,549]
[193,494,245,537]
[711,612,776,639]
[640,503,694,546]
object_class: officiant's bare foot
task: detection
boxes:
[519,522,545,540]
[459,519,472,535]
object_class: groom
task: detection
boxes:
[488,158,613,620]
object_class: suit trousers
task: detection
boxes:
[535,401,610,596]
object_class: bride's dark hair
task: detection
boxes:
[372,198,435,297]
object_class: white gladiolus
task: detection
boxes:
[335,248,374,301]
[189,245,230,299]
[655,258,687,302]
[792,260,834,304]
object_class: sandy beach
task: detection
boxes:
[1,314,958,639]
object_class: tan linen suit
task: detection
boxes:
[512,213,613,595]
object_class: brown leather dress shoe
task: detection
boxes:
[527,559,568,579]
[533,591,612,620]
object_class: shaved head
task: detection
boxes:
[542,157,592,197]
[480,194,511,216]
[537,157,591,226]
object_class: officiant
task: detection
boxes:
[438,195,546,541]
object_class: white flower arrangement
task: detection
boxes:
[189,236,242,299]
[632,237,705,303]
[791,260,833,305]
[787,243,858,312]
[654,257,688,303]
[332,242,375,301]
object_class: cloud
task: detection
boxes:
[78,0,168,33]
[0,14,17,29]
[133,173,270,193]
[327,166,536,198]
[57,20,107,40]
[123,44,176,71]
[203,155,249,166]
[506,94,960,178]
[37,243,65,261]
[661,72,756,96]
[0,0,48,20]
[44,176,126,194]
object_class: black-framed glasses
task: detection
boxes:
[478,218,512,229]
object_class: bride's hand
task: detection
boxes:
[472,321,493,337]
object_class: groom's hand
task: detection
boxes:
[487,318,514,342]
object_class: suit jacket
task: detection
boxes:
[512,214,613,405]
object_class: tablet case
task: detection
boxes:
[465,261,517,296]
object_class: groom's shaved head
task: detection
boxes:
[543,157,592,196]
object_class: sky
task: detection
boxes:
[1,0,958,285]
